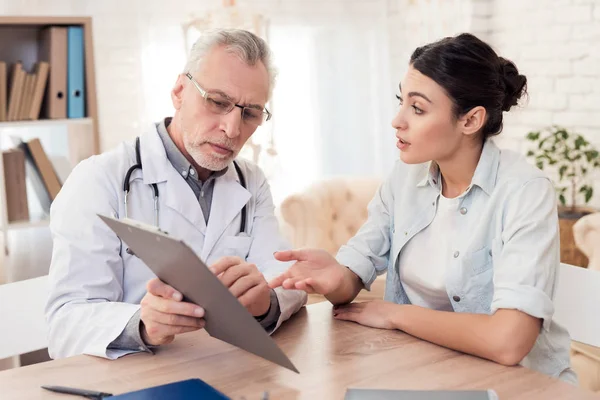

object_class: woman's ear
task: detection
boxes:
[459,106,487,137]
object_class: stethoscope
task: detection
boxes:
[122,136,248,234]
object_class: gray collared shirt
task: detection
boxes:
[156,117,227,225]
[108,118,280,353]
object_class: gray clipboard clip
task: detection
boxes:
[114,218,166,258]
[98,214,299,374]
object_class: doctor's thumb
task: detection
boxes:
[146,278,182,301]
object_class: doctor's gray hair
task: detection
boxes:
[184,28,277,99]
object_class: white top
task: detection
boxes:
[399,193,464,311]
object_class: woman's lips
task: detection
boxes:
[396,137,410,150]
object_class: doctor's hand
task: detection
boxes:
[210,256,271,317]
[139,278,206,346]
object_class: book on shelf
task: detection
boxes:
[6,61,24,122]
[0,61,6,122]
[2,148,29,222]
[2,60,50,122]
[8,136,63,215]
[40,26,68,120]
[28,62,50,120]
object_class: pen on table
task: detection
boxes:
[41,384,113,399]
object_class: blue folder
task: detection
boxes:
[67,26,85,118]
[112,379,231,399]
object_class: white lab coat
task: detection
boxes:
[45,123,306,360]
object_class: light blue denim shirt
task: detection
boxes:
[336,139,577,384]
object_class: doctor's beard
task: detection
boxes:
[183,132,239,171]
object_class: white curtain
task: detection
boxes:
[267,21,396,204]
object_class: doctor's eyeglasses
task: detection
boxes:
[185,72,272,127]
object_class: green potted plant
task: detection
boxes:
[526,125,600,266]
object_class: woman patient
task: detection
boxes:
[269,33,577,384]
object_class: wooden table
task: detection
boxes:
[0,302,597,399]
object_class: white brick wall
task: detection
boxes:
[490,0,600,208]
[387,0,478,90]
[488,0,600,137]
[557,4,595,23]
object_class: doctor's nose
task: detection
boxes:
[221,108,242,139]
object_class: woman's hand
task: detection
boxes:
[333,300,401,330]
[269,248,365,304]
[268,249,348,295]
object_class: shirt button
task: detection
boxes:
[181,170,188,177]
[453,251,460,258]
[460,207,467,215]
[190,169,195,176]
[452,295,461,302]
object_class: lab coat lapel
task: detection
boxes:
[140,123,207,233]
[201,163,251,259]
[163,167,207,233]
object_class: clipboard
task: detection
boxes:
[97,214,298,373]
[344,389,498,400]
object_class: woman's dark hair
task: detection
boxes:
[410,33,527,138]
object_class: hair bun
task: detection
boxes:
[499,57,527,111]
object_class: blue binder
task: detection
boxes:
[67,26,85,118]
[111,379,231,399]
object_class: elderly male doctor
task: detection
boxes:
[45,29,306,359]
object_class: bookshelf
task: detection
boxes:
[0,16,99,256]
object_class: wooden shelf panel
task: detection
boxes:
[0,118,92,130]
[6,217,50,230]
[0,17,91,26]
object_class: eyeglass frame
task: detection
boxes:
[185,72,272,125]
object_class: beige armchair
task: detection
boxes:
[573,212,600,272]
[279,177,385,303]
[570,212,600,392]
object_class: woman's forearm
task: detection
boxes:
[391,305,541,366]
[326,266,364,305]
